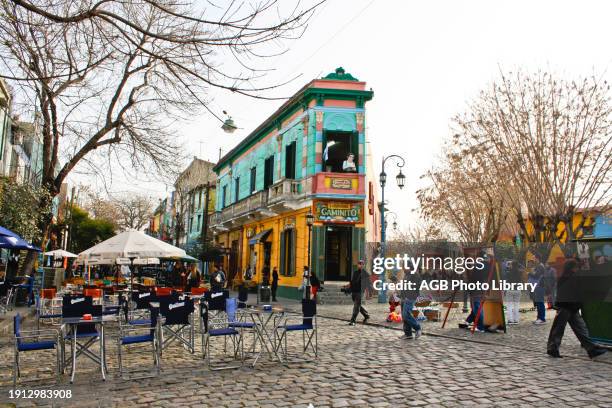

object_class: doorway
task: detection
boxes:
[324,225,352,281]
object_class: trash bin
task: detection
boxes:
[259,285,271,303]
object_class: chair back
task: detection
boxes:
[84,288,102,298]
[238,285,248,308]
[206,289,229,311]
[226,298,237,322]
[155,287,173,297]
[41,288,56,299]
[13,313,21,341]
[159,296,194,326]
[132,290,156,310]
[62,295,99,335]
[302,299,317,328]
[191,287,207,296]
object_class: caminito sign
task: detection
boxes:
[315,201,363,223]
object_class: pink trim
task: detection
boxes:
[313,80,366,91]
[323,99,356,108]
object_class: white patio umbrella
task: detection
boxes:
[44,249,78,258]
[76,230,187,264]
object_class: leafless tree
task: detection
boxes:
[112,194,154,231]
[421,70,612,257]
[0,0,321,270]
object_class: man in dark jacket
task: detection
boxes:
[348,260,370,325]
[271,267,279,302]
[547,259,607,359]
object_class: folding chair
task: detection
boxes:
[62,295,104,383]
[275,299,318,364]
[126,290,157,325]
[13,313,61,386]
[238,285,249,309]
[117,307,160,378]
[159,295,195,354]
[35,292,62,330]
[200,299,243,370]
[441,302,462,327]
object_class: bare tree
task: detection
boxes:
[0,0,321,270]
[112,194,154,231]
[423,70,612,257]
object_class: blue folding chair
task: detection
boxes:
[159,295,195,354]
[13,313,61,386]
[62,295,104,383]
[125,290,157,325]
[200,298,243,370]
[117,307,160,378]
[275,299,318,364]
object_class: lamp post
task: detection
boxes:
[378,155,406,303]
[384,211,399,234]
[304,211,315,300]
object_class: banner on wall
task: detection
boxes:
[314,201,363,224]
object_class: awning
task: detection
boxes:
[248,229,272,245]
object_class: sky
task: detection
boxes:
[69,0,612,232]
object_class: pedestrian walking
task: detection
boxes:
[271,266,279,301]
[504,261,523,325]
[463,252,489,332]
[347,260,370,325]
[547,259,607,359]
[531,256,547,324]
[399,268,422,339]
[211,263,226,291]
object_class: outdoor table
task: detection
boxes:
[61,315,115,383]
[244,305,285,367]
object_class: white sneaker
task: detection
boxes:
[533,320,546,325]
[414,329,422,339]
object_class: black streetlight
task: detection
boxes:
[304,211,315,300]
[384,211,399,232]
[378,154,406,303]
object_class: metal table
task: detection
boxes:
[245,305,285,367]
[62,315,114,383]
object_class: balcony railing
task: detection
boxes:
[267,178,303,205]
[211,172,363,227]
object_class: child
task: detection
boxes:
[387,291,402,322]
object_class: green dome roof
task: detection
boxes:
[322,67,359,81]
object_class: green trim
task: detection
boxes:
[275,285,303,300]
[214,87,373,172]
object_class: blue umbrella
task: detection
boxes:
[0,226,21,238]
[0,235,42,252]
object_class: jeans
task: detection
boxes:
[547,308,602,355]
[466,300,485,331]
[401,299,421,336]
[535,301,546,321]
[504,290,521,323]
[351,293,369,322]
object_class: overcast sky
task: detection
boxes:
[69,0,612,231]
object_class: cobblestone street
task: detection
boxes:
[0,300,611,407]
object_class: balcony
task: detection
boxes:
[311,172,365,197]
[210,173,365,230]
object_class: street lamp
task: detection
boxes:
[378,154,406,303]
[384,211,399,232]
[304,211,314,300]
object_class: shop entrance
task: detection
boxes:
[324,225,352,281]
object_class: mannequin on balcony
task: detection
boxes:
[342,153,357,173]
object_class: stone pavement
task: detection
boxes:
[0,300,611,407]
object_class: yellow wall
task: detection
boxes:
[524,212,594,243]
[241,207,311,289]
